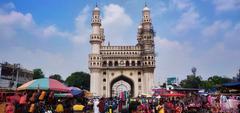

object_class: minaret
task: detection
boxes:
[89,5,104,96]
[141,4,154,54]
[90,5,103,54]
[140,4,155,95]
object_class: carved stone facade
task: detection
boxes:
[89,5,155,97]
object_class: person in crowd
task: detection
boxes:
[93,98,100,113]
[28,102,35,113]
[156,101,164,113]
[39,90,46,101]
[55,99,64,113]
[19,92,27,112]
[175,103,183,113]
[129,101,140,113]
[73,101,85,113]
[238,103,240,113]
[5,103,15,113]
[165,99,174,113]
[97,97,106,113]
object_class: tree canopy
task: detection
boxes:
[49,74,64,82]
[180,74,232,90]
[180,75,202,89]
[201,75,232,90]
[65,71,90,90]
[33,68,45,79]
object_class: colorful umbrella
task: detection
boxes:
[17,78,69,92]
[54,93,73,98]
[160,93,185,97]
[69,87,83,96]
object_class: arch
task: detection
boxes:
[103,61,107,67]
[126,61,130,66]
[110,75,134,97]
[109,61,113,67]
[131,61,135,66]
[114,61,118,66]
[137,61,141,66]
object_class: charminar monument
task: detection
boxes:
[89,4,155,97]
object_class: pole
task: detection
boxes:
[15,64,20,89]
[10,63,15,89]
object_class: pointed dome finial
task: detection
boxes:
[143,1,150,11]
[94,3,100,11]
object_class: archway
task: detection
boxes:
[110,75,134,97]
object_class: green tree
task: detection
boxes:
[180,75,202,88]
[201,75,232,90]
[65,71,90,90]
[49,74,64,82]
[33,69,44,79]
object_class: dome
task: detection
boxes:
[94,6,100,11]
[143,6,150,11]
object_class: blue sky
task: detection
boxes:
[0,0,239,84]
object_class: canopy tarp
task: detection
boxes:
[54,93,73,98]
[17,78,69,92]
[68,87,83,96]
[223,82,240,87]
[160,93,185,97]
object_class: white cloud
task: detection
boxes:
[155,36,194,83]
[0,2,15,13]
[0,9,70,40]
[0,46,86,79]
[0,3,90,79]
[71,6,91,44]
[43,25,71,38]
[102,4,134,44]
[173,8,200,33]
[172,0,192,10]
[223,22,240,49]
[155,34,240,84]
[202,20,231,37]
[213,0,240,12]
[0,11,35,39]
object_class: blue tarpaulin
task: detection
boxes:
[69,87,83,96]
[223,82,240,87]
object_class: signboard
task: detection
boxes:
[167,77,177,85]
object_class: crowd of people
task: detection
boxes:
[1,90,240,113]
[1,90,88,113]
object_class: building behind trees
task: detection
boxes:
[0,62,33,89]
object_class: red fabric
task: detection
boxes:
[98,99,105,112]
[175,106,182,113]
[19,95,27,104]
[5,103,14,113]
[118,101,122,112]
[167,102,174,110]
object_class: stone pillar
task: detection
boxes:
[143,70,154,95]
[90,69,101,96]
